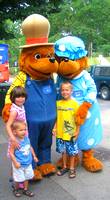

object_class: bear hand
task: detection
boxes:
[2,103,12,122]
[75,102,92,125]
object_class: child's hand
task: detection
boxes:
[74,127,80,140]
[52,128,56,136]
[14,162,21,169]
[10,137,20,149]
[74,132,79,140]
[34,156,39,163]
[74,127,79,140]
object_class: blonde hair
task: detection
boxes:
[11,120,26,130]
[60,81,73,90]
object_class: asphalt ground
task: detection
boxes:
[0,99,110,200]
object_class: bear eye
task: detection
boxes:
[35,54,41,59]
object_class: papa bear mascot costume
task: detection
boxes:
[2,14,58,180]
[54,36,103,172]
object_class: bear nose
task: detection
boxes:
[49,57,55,63]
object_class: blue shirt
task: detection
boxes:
[15,136,32,167]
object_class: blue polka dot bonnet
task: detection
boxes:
[54,36,88,60]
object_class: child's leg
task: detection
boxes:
[69,155,76,178]
[69,156,76,178]
[24,180,28,190]
[69,155,75,170]
[67,141,78,178]
[23,180,34,197]
[13,182,22,197]
[12,163,24,190]
[14,182,19,190]
[57,153,68,176]
[62,152,67,169]
[56,140,68,176]
[66,140,78,178]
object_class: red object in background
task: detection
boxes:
[0,44,10,83]
[0,62,9,83]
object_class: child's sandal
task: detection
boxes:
[69,169,76,178]
[13,189,22,197]
[23,189,34,197]
[57,168,68,176]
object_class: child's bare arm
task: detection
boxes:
[9,144,21,168]
[6,111,20,148]
[31,147,39,162]
[74,126,80,140]
[52,122,57,136]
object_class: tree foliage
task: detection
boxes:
[0,0,63,39]
[0,0,110,67]
[0,0,64,69]
[49,0,110,55]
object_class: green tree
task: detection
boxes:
[0,19,24,72]
[0,0,64,39]
[49,0,110,56]
[1,0,110,60]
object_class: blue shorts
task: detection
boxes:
[56,138,78,156]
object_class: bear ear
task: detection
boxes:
[83,57,90,69]
[18,48,31,70]
[78,57,90,70]
[18,52,26,70]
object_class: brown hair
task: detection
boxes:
[10,86,27,103]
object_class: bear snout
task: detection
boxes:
[49,57,55,63]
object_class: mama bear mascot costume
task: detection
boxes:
[2,14,58,180]
[54,36,103,172]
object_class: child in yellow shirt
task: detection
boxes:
[53,81,80,178]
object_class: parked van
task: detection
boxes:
[89,65,110,100]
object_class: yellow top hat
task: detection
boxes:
[20,14,53,48]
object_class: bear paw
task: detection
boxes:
[82,149,103,172]
[33,169,43,181]
[2,103,12,122]
[38,163,56,176]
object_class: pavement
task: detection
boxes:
[0,99,110,200]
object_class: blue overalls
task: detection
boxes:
[25,75,56,169]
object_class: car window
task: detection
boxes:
[94,67,100,75]
[94,67,110,76]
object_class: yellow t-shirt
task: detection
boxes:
[56,99,79,141]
